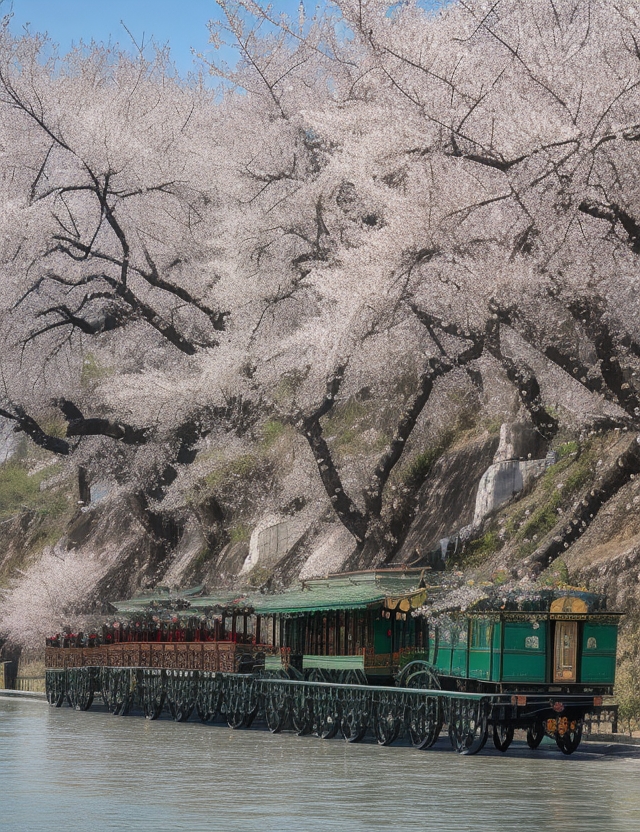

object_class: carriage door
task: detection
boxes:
[553,621,578,682]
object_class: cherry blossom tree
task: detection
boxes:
[2,0,640,577]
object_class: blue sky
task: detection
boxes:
[7,2,444,76]
[7,1,303,76]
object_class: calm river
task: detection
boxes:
[2,696,640,832]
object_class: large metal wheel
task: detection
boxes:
[526,721,545,749]
[166,670,197,722]
[492,723,514,753]
[374,695,401,746]
[448,699,488,755]
[196,673,222,723]
[138,669,165,720]
[313,692,341,739]
[226,704,257,729]
[264,688,289,734]
[341,699,368,743]
[224,677,258,730]
[397,661,442,692]
[101,668,132,716]
[291,690,313,735]
[406,696,442,749]
[555,719,582,755]
[46,671,66,707]
[66,667,94,711]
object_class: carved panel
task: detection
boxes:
[66,648,83,668]
[163,644,177,669]
[202,644,218,672]
[151,644,165,668]
[175,644,189,669]
[218,644,236,672]
[139,644,151,668]
[187,644,203,670]
[107,646,123,667]
[122,646,140,667]
[90,648,107,667]
[45,647,65,669]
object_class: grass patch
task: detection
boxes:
[0,462,68,521]
[229,523,251,544]
[202,454,262,489]
[81,353,113,387]
[459,530,502,568]
[261,419,286,450]
[323,397,383,456]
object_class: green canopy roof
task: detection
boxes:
[110,569,431,617]
[246,570,429,615]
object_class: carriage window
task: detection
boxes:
[471,620,491,648]
[525,635,539,650]
[587,637,597,650]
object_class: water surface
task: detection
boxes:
[1,697,639,832]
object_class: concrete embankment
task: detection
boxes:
[0,689,46,700]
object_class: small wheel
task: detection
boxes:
[556,720,582,755]
[492,723,514,753]
[526,721,545,750]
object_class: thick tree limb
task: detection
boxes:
[0,407,70,455]
[299,364,369,542]
[57,400,148,445]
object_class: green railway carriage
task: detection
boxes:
[44,569,621,756]
[427,592,619,693]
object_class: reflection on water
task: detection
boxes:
[1,697,640,832]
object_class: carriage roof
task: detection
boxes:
[110,568,431,617]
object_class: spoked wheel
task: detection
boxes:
[291,692,313,736]
[264,690,289,734]
[66,668,94,711]
[406,697,443,750]
[138,669,165,720]
[166,671,197,723]
[448,699,489,755]
[396,661,441,692]
[101,668,132,716]
[46,671,66,707]
[492,723,514,753]
[196,673,222,724]
[313,695,341,739]
[374,697,401,746]
[224,677,259,730]
[526,721,545,750]
[555,719,582,756]
[341,701,368,743]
